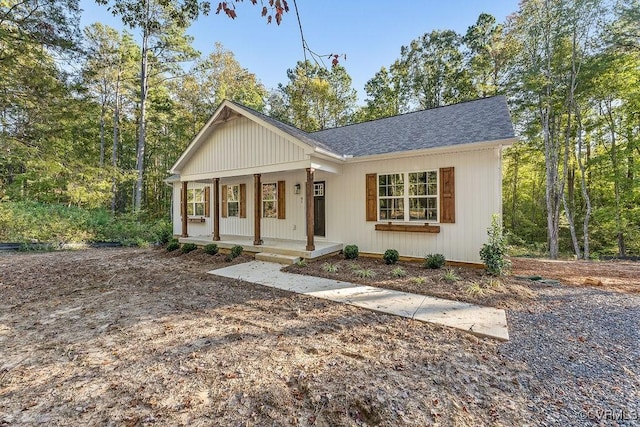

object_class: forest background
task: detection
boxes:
[0,0,638,259]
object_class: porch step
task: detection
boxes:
[255,252,301,265]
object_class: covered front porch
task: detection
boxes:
[178,235,343,260]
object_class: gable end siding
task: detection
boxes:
[180,117,308,177]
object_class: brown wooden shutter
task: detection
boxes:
[221,184,228,218]
[366,173,377,221]
[239,183,246,218]
[439,167,455,223]
[277,180,286,219]
[204,186,210,217]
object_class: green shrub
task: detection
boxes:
[230,245,243,259]
[166,241,180,252]
[383,249,400,265]
[479,215,511,276]
[344,244,359,260]
[354,268,375,279]
[181,243,198,254]
[441,267,460,283]
[322,262,338,273]
[203,243,219,255]
[391,266,406,277]
[294,258,307,267]
[424,253,446,269]
[411,277,427,285]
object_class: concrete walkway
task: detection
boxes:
[209,261,509,341]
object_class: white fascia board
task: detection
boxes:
[343,138,517,164]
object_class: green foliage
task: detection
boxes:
[411,277,427,285]
[391,267,406,278]
[480,215,511,276]
[322,262,338,273]
[0,202,171,246]
[181,243,197,254]
[424,253,446,269]
[354,268,375,279]
[383,249,400,265]
[294,258,307,267]
[465,281,485,297]
[343,244,359,260]
[441,268,461,283]
[166,241,180,252]
[268,60,358,131]
[203,243,218,255]
[230,245,243,259]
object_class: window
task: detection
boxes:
[187,188,205,216]
[378,173,404,220]
[226,184,239,217]
[408,171,438,221]
[262,183,277,218]
[378,171,438,222]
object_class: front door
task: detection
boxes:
[313,181,326,237]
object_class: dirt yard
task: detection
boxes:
[1,248,638,426]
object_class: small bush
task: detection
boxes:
[230,245,243,259]
[383,249,400,265]
[343,244,359,260]
[181,243,197,254]
[411,277,427,285]
[465,281,485,297]
[322,262,338,273]
[424,253,446,269]
[294,258,307,267]
[441,267,460,283]
[203,243,219,255]
[480,214,511,276]
[354,268,375,279]
[166,241,180,252]
[391,266,406,278]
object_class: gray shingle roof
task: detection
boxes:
[311,96,515,157]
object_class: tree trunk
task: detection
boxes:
[575,105,591,259]
[604,100,625,257]
[134,0,150,212]
[111,75,121,215]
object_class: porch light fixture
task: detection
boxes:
[294,183,301,194]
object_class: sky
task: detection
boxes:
[79,0,521,102]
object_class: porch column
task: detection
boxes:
[181,181,188,237]
[212,178,220,241]
[253,173,262,245]
[306,168,315,251]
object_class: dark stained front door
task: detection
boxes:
[313,181,325,237]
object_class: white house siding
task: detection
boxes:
[323,147,502,263]
[172,171,310,241]
[171,181,212,237]
[180,117,308,179]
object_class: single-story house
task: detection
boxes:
[167,96,516,264]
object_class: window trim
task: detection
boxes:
[262,182,278,219]
[186,188,205,217]
[377,170,439,223]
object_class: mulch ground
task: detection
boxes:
[1,247,638,426]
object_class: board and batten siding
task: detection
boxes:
[171,181,212,237]
[323,147,502,263]
[180,117,308,178]
[217,172,306,240]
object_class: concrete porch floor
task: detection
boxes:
[178,235,343,259]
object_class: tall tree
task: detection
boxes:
[269,60,357,131]
[464,13,513,97]
[97,0,200,211]
[399,29,476,110]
